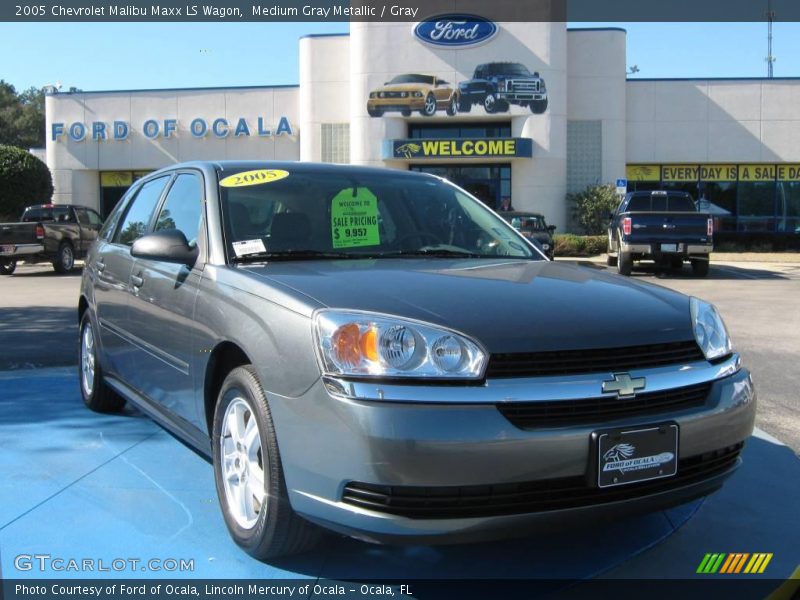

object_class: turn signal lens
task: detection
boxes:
[707,218,714,236]
[331,323,361,368]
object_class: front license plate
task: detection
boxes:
[0,244,14,255]
[660,243,678,253]
[595,423,678,488]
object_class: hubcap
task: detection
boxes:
[425,96,435,113]
[220,397,266,529]
[63,247,74,269]
[81,322,95,396]
[485,94,495,111]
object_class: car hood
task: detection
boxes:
[378,83,433,92]
[238,259,694,353]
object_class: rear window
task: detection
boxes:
[22,207,53,222]
[626,197,651,212]
[668,196,697,211]
[625,194,697,212]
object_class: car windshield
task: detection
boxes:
[508,215,546,232]
[218,169,542,262]
[388,74,434,85]
[499,63,531,76]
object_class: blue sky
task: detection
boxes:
[0,21,797,92]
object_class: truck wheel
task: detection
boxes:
[446,96,457,116]
[530,98,549,114]
[670,257,684,271]
[420,93,437,117]
[606,255,618,267]
[617,252,633,276]
[213,365,322,559]
[0,259,16,275]
[53,242,75,273]
[79,313,125,412]
[691,258,710,277]
[483,93,499,114]
[457,97,471,113]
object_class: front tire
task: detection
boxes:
[213,366,321,559]
[446,96,457,116]
[483,93,498,114]
[79,313,125,412]
[420,93,437,117]
[53,242,75,274]
[617,251,633,276]
[530,98,548,114]
[691,258,710,277]
[0,259,16,275]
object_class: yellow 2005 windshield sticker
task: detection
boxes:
[331,188,380,249]
[219,169,289,188]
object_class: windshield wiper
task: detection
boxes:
[378,248,485,258]
[231,250,362,262]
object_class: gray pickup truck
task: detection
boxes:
[607,191,713,277]
[0,204,104,275]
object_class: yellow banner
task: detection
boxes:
[662,165,699,182]
[738,164,776,182]
[777,164,800,182]
[100,171,133,187]
[699,164,738,181]
[626,165,660,181]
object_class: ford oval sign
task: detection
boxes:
[413,15,498,48]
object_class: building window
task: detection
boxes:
[408,122,512,139]
[777,180,800,234]
[567,121,602,194]
[320,123,350,164]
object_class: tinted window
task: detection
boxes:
[22,207,52,222]
[115,176,170,245]
[155,174,204,246]
[75,208,89,225]
[87,210,104,227]
[668,196,696,211]
[627,196,651,212]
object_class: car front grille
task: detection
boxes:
[486,340,706,379]
[497,381,712,429]
[341,443,743,519]
[508,79,540,93]
[380,91,407,99]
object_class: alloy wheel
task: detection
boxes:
[81,321,95,396]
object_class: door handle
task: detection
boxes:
[131,273,144,288]
[95,259,105,272]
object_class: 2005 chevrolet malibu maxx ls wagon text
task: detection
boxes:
[78,161,755,559]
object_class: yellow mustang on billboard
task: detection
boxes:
[367,74,459,117]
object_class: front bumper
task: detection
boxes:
[498,91,547,103]
[267,354,754,544]
[367,98,425,112]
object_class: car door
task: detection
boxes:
[93,175,172,382]
[74,207,102,255]
[126,171,206,430]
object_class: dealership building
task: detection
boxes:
[45,21,800,234]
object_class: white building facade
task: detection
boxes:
[45,21,800,234]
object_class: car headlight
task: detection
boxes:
[369,92,376,99]
[413,91,423,98]
[313,310,486,380]
[690,298,733,360]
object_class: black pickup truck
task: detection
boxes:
[0,204,103,275]
[607,190,713,277]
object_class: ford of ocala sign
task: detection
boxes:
[413,14,498,48]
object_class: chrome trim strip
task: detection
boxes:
[99,318,189,375]
[618,242,651,253]
[0,243,44,256]
[323,353,741,404]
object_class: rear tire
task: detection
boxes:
[79,313,125,412]
[213,365,322,559]
[691,258,710,277]
[617,252,632,276]
[670,257,684,271]
[53,242,75,274]
[606,254,618,267]
[0,259,16,275]
[457,97,471,113]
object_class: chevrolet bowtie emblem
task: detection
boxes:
[602,373,646,398]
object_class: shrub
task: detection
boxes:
[554,234,607,257]
[0,144,53,220]
[568,184,620,235]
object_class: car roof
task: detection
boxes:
[144,161,441,183]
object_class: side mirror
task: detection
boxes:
[547,225,556,233]
[607,212,615,220]
[131,230,198,266]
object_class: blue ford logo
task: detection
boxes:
[413,14,498,48]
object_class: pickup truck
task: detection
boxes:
[0,204,104,275]
[458,62,548,114]
[607,190,713,277]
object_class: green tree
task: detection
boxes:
[569,184,621,235]
[0,145,54,220]
[0,80,46,149]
